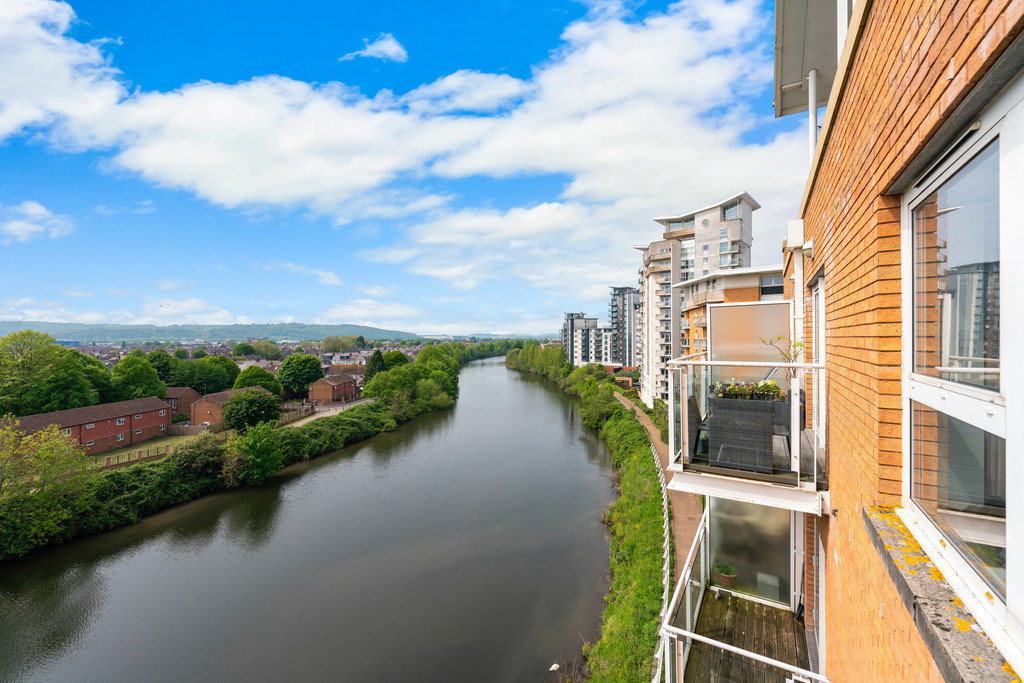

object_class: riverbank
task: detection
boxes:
[504,344,676,681]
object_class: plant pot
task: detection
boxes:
[714,570,736,588]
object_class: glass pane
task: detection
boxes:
[913,141,1000,390]
[709,499,790,603]
[912,401,1006,598]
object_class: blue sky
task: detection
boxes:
[1,0,807,336]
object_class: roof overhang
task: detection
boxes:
[668,470,826,515]
[774,0,838,117]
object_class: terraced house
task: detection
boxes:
[657,0,1023,680]
[11,397,171,456]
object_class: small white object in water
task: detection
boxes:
[549,663,559,671]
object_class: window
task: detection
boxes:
[667,220,682,229]
[117,433,125,442]
[170,399,177,408]
[761,276,784,296]
[901,71,1023,653]
[85,440,94,446]
[160,424,167,431]
[720,229,728,239]
[135,429,142,435]
[159,409,166,416]
[719,241,729,253]
[702,245,709,252]
[61,428,71,436]
[703,257,709,265]
[682,217,695,230]
[722,200,741,220]
[135,414,142,419]
[85,423,94,429]
[116,418,125,425]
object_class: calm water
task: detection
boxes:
[0,358,615,682]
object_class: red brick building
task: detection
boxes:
[12,397,171,456]
[165,386,200,417]
[190,386,273,425]
[309,375,358,405]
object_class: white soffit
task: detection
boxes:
[774,0,838,117]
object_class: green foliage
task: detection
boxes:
[202,354,240,384]
[381,350,409,369]
[221,389,281,432]
[580,385,624,428]
[147,349,175,382]
[171,412,190,423]
[0,423,95,560]
[251,340,282,360]
[111,355,166,400]
[20,353,98,414]
[233,365,282,396]
[321,335,358,352]
[233,342,256,356]
[355,335,366,349]
[223,421,281,486]
[172,348,189,359]
[277,353,324,395]
[0,330,66,416]
[168,358,232,394]
[365,349,386,383]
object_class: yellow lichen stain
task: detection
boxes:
[885,544,894,550]
[903,554,929,567]
[939,538,946,548]
[952,616,972,632]
[1004,660,1021,682]
[986,592,994,601]
[930,566,945,581]
[952,597,964,607]
[907,569,918,575]
[975,657,982,662]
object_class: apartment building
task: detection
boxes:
[608,286,639,367]
[657,1,1023,681]
[637,194,759,407]
[11,397,171,456]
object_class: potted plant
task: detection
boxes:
[713,562,737,588]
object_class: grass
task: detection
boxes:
[91,433,216,465]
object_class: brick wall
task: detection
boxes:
[799,0,1024,679]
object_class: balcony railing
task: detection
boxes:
[654,510,827,683]
[680,319,690,330]
[692,338,707,351]
[694,315,707,327]
[667,357,827,514]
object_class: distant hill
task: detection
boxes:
[0,321,420,344]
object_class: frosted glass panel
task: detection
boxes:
[709,302,792,389]
[709,498,791,604]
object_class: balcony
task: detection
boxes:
[694,315,707,327]
[667,358,827,515]
[655,510,826,683]
[691,338,708,351]
[680,319,690,330]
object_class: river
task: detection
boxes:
[0,358,616,682]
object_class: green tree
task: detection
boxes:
[382,350,409,369]
[169,360,231,394]
[233,342,256,356]
[111,355,166,400]
[0,423,94,559]
[251,340,282,360]
[146,349,175,382]
[72,351,118,403]
[221,389,281,433]
[355,335,366,349]
[202,354,240,385]
[320,335,350,352]
[222,421,281,486]
[233,366,282,396]
[21,353,98,414]
[0,330,65,416]
[365,349,386,383]
[191,348,208,359]
[277,353,324,396]
[172,348,189,360]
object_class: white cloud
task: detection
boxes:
[157,279,181,291]
[400,70,532,114]
[0,201,74,244]
[355,284,396,298]
[63,289,93,298]
[339,33,408,63]
[315,299,420,326]
[264,262,342,286]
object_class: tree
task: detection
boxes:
[172,348,189,360]
[355,335,366,349]
[251,340,282,360]
[202,355,240,385]
[382,350,409,369]
[111,355,166,400]
[233,366,282,396]
[192,348,208,359]
[147,349,175,382]
[221,389,281,432]
[169,360,231,394]
[0,330,65,416]
[222,421,281,486]
[365,349,386,383]
[277,353,324,396]
[233,342,256,356]
[21,353,98,414]
[0,422,94,559]
[72,351,118,403]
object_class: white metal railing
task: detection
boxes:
[667,359,825,488]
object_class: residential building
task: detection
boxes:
[608,286,640,367]
[190,386,274,426]
[658,1,1023,681]
[165,386,200,417]
[562,313,595,366]
[9,397,171,456]
[309,375,359,405]
[677,265,784,354]
[638,194,759,407]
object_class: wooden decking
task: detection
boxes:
[681,591,809,682]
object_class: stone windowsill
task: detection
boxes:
[862,505,1019,683]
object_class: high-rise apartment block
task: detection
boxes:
[637,193,759,407]
[608,286,639,367]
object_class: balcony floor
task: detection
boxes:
[680,591,809,682]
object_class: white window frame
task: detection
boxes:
[159,409,166,416]
[116,418,125,426]
[117,433,125,442]
[135,429,142,435]
[134,414,142,419]
[61,428,71,436]
[85,423,94,429]
[899,71,1024,668]
[85,440,94,446]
